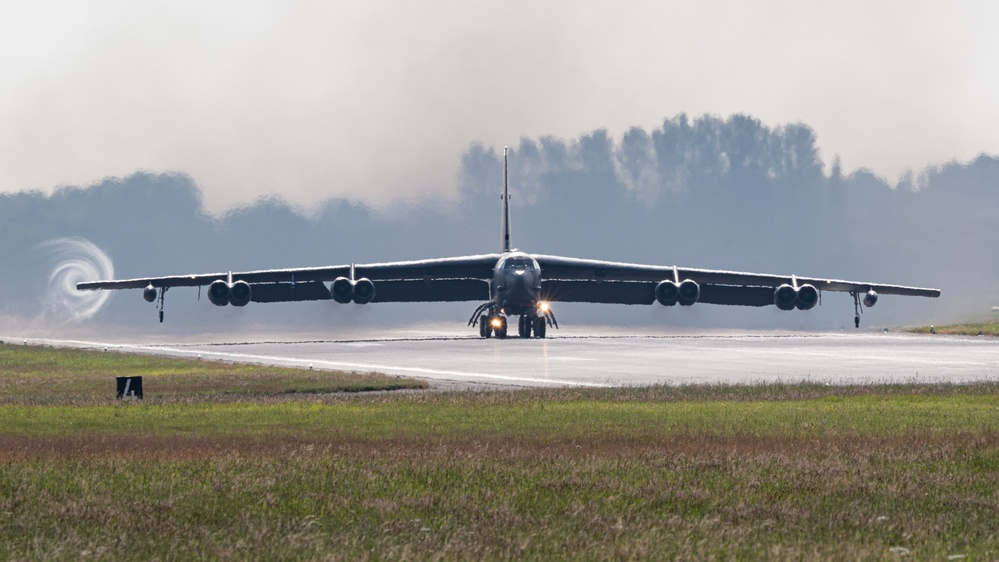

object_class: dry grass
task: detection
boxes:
[909,321,999,337]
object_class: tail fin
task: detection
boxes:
[501,146,512,253]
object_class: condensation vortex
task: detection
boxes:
[39,237,115,321]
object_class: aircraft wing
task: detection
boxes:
[534,255,940,305]
[77,254,501,303]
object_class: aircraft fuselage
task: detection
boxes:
[490,252,542,316]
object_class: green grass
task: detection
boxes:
[2,343,998,560]
[0,343,426,405]
[3,392,999,440]
[909,321,999,337]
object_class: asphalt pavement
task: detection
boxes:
[15,327,999,389]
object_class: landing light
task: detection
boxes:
[538,302,550,312]
[490,318,503,328]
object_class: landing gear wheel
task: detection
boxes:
[480,315,491,338]
[518,315,532,338]
[495,316,508,339]
[534,317,547,338]
[855,315,860,329]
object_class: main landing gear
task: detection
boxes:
[478,314,507,338]
[516,314,548,338]
[468,303,556,339]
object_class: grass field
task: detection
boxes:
[910,321,999,337]
[2,343,998,560]
[0,343,426,405]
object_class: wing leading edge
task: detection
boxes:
[77,254,501,304]
[79,252,940,306]
[533,255,940,303]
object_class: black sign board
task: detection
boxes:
[116,376,143,399]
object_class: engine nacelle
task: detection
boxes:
[655,280,679,306]
[353,278,375,304]
[208,280,231,306]
[331,277,353,304]
[796,284,819,311]
[143,284,157,303]
[774,284,797,311]
[229,280,252,307]
[863,290,879,308]
[677,279,700,306]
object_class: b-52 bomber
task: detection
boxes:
[78,148,940,337]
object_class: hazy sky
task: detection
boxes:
[2,1,997,212]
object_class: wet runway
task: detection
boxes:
[17,328,999,389]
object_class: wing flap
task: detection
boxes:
[541,280,655,305]
[237,279,492,304]
[699,284,775,307]
[249,281,332,303]
[541,280,778,307]
[371,279,490,303]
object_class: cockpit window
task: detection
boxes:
[502,257,538,270]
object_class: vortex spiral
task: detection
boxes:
[40,237,115,321]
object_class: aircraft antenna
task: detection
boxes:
[501,146,512,253]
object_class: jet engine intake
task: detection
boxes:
[352,278,375,304]
[795,284,819,311]
[331,277,353,304]
[655,280,679,306]
[775,283,820,311]
[229,280,252,307]
[863,290,878,308]
[143,285,157,303]
[678,279,700,306]
[208,280,231,306]
[774,284,797,311]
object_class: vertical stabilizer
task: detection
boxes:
[501,147,512,253]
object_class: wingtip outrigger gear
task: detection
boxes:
[157,287,169,323]
[851,291,862,328]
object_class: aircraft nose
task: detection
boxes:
[505,270,533,294]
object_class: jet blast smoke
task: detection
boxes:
[39,237,115,321]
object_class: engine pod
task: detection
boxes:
[774,284,797,311]
[142,284,157,303]
[208,280,231,306]
[863,290,879,308]
[331,277,353,304]
[352,278,375,304]
[655,280,679,306]
[795,284,819,310]
[677,279,700,306]
[229,280,252,307]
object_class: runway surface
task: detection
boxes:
[13,327,999,389]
